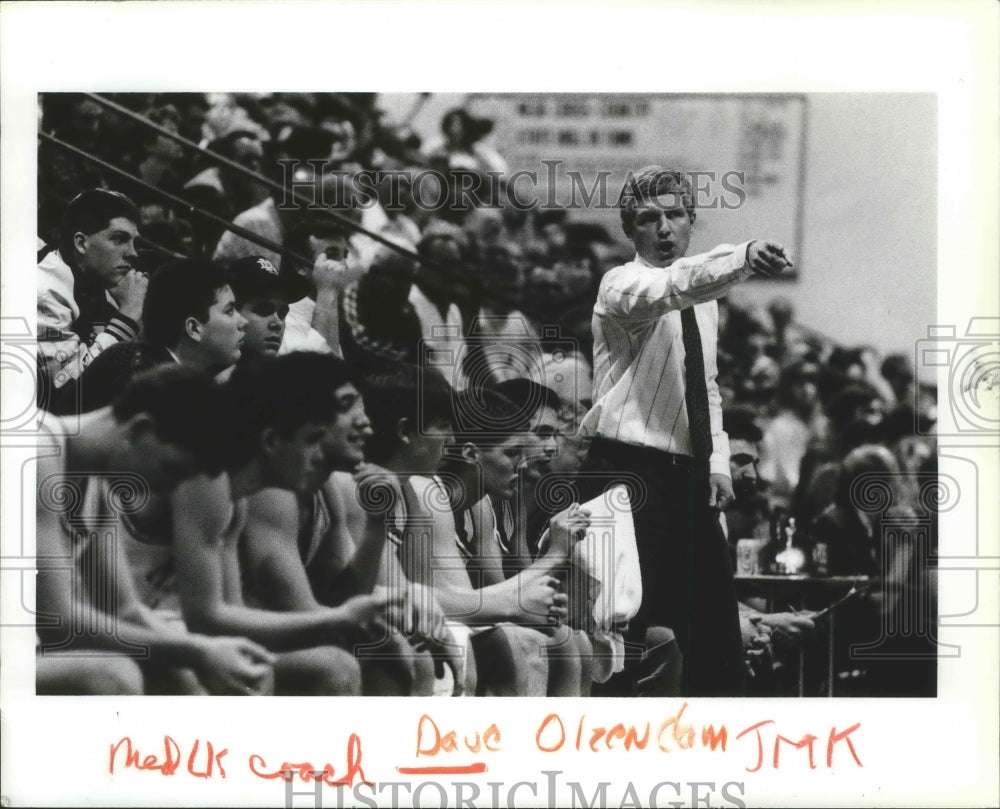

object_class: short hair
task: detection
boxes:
[826,382,881,433]
[776,361,820,409]
[723,405,764,444]
[221,353,359,467]
[828,346,866,374]
[207,129,260,160]
[450,386,531,449]
[534,208,568,229]
[139,104,182,148]
[276,126,335,163]
[881,353,914,383]
[368,247,418,280]
[283,213,354,274]
[361,364,454,464]
[142,258,231,349]
[882,404,919,446]
[440,108,492,145]
[417,232,459,264]
[481,244,516,271]
[112,364,229,476]
[618,165,695,240]
[58,189,140,259]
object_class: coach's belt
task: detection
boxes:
[590,437,695,468]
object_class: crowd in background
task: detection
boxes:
[35,92,940,697]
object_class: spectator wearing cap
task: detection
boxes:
[226,255,309,364]
[72,258,246,412]
[38,189,147,412]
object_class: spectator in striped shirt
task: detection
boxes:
[580,165,791,696]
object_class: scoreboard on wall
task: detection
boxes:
[467,93,806,273]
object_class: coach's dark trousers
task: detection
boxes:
[580,437,745,697]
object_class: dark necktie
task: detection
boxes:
[681,306,713,470]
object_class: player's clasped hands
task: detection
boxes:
[197,636,276,696]
[516,572,568,627]
[747,240,793,276]
[338,590,407,643]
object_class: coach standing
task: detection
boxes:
[580,166,790,695]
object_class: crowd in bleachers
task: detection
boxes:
[35,92,939,697]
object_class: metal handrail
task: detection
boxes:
[39,131,314,268]
[82,93,423,263]
[39,186,188,263]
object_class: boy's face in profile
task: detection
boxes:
[409,418,453,473]
[197,285,247,369]
[631,192,693,268]
[728,438,760,503]
[265,421,331,494]
[300,384,373,493]
[77,216,140,288]
[238,295,289,360]
[477,435,524,500]
[116,419,200,495]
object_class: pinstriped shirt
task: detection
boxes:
[581,243,754,479]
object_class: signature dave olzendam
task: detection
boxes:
[277,772,748,808]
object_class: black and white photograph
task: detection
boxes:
[29,88,939,700]
[2,2,997,807]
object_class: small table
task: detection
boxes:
[734,574,874,697]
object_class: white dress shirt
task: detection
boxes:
[582,243,753,479]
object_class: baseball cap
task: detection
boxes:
[226,255,309,304]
